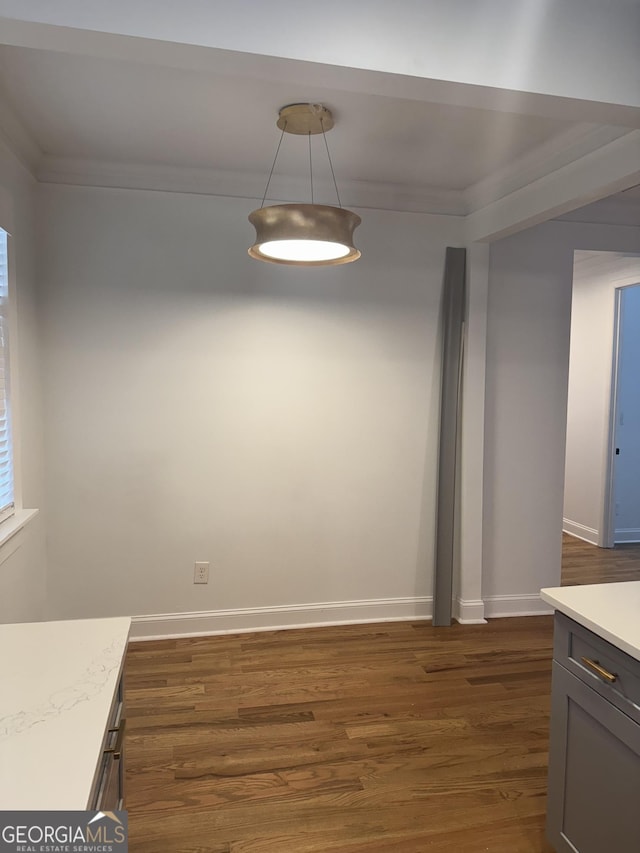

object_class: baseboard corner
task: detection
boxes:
[563,518,599,546]
[453,597,487,624]
[484,593,554,619]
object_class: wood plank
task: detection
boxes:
[124,538,631,851]
[561,532,640,585]
[125,617,555,851]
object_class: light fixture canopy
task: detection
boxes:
[248,103,361,266]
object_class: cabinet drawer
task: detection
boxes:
[553,612,640,724]
[94,738,125,811]
[88,674,126,809]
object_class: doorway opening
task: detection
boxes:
[563,250,640,554]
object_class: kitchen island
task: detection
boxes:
[0,616,130,809]
[540,581,640,853]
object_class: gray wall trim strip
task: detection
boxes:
[433,246,466,627]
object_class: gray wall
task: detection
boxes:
[484,221,640,607]
[0,138,47,623]
[38,183,463,622]
[3,166,639,626]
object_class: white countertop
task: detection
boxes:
[540,581,640,662]
[0,616,131,809]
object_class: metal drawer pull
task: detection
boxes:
[105,717,126,759]
[581,657,617,684]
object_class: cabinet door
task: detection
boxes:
[547,662,640,853]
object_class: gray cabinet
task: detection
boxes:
[547,613,640,852]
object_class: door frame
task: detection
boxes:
[600,287,623,548]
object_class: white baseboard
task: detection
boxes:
[615,528,640,544]
[563,518,599,545]
[130,596,433,641]
[130,592,557,641]
[453,598,487,624]
[484,594,554,619]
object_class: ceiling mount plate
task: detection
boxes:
[277,103,334,135]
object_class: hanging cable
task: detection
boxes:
[321,116,342,208]
[260,121,287,209]
[308,131,314,204]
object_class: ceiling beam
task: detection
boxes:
[465,130,640,243]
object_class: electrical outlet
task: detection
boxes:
[194,561,209,584]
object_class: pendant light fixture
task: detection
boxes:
[248,103,361,266]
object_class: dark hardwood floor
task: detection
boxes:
[561,532,640,585]
[124,535,640,852]
[125,618,555,852]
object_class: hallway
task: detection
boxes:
[561,533,640,585]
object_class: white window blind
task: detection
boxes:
[0,229,14,524]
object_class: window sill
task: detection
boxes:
[0,508,39,549]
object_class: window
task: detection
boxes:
[0,228,14,524]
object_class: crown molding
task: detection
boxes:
[464,124,632,213]
[35,123,634,219]
[36,155,467,215]
[6,114,633,225]
[555,181,640,226]
[466,129,640,243]
[554,196,640,227]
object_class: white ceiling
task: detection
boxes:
[0,38,637,220]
